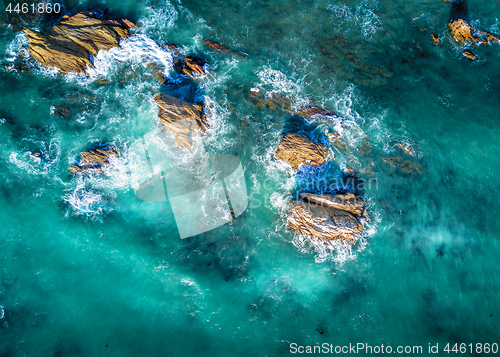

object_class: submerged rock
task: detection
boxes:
[69,147,119,174]
[288,199,363,243]
[383,156,424,175]
[299,193,364,217]
[203,40,245,58]
[275,133,327,171]
[448,19,498,44]
[154,93,209,151]
[23,13,134,74]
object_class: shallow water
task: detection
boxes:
[1,0,500,356]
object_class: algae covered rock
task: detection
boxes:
[154,93,209,151]
[275,133,327,171]
[24,13,134,74]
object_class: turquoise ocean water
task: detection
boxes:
[1,0,500,356]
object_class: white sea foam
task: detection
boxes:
[87,34,174,79]
[328,0,383,40]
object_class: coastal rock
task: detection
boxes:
[275,133,327,170]
[463,50,477,60]
[154,93,209,151]
[288,200,363,243]
[203,40,245,58]
[448,19,499,44]
[24,13,134,74]
[179,56,206,77]
[431,33,440,45]
[69,147,118,174]
[299,193,364,217]
[394,142,416,156]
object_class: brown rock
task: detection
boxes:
[449,19,499,44]
[69,147,119,174]
[154,93,209,151]
[299,193,364,217]
[288,200,363,243]
[463,50,477,60]
[431,33,440,44]
[297,105,332,118]
[394,142,416,156]
[181,56,206,77]
[203,39,245,58]
[275,133,327,170]
[24,13,134,74]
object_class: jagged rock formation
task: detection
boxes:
[288,194,365,243]
[154,93,209,151]
[275,133,327,170]
[24,13,134,74]
[69,147,119,174]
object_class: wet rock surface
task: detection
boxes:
[275,133,327,171]
[288,197,364,243]
[299,193,364,217]
[154,93,208,151]
[69,147,119,174]
[24,13,134,74]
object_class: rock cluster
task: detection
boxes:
[288,193,365,243]
[24,13,134,74]
[69,147,119,174]
[154,93,209,151]
[275,133,327,170]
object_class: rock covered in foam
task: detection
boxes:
[154,93,209,151]
[69,147,119,174]
[288,197,364,243]
[23,13,134,74]
[275,133,327,171]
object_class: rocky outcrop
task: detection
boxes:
[69,147,119,174]
[463,50,477,60]
[24,13,134,74]
[448,19,499,44]
[431,33,440,45]
[288,196,364,243]
[299,193,364,217]
[394,142,416,156]
[203,40,245,58]
[275,133,327,170]
[175,56,206,78]
[154,93,209,150]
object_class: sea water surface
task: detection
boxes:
[1,0,500,356]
